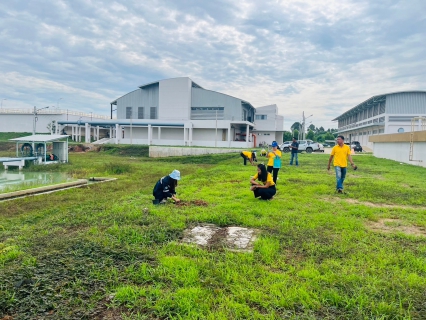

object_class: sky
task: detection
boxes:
[0,0,425,130]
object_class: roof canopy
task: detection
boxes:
[10,134,69,142]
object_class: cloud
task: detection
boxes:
[0,0,425,129]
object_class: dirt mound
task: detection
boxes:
[367,219,426,237]
[175,200,208,207]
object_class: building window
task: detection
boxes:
[191,107,224,120]
[255,115,267,120]
[379,129,384,134]
[138,107,144,119]
[126,107,132,119]
[398,128,404,133]
[150,107,157,119]
[379,117,385,123]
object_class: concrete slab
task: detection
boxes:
[182,224,257,252]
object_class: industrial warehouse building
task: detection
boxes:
[333,91,426,149]
[57,77,284,148]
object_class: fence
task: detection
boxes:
[0,108,110,119]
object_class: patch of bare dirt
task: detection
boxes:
[367,219,426,237]
[323,197,424,210]
[175,200,208,207]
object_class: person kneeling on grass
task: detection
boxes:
[250,164,276,200]
[153,170,181,204]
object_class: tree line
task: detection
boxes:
[283,122,338,142]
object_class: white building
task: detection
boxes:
[333,91,426,149]
[0,108,109,135]
[57,77,284,148]
[253,104,284,146]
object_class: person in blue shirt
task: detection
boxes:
[153,170,181,204]
[289,137,299,166]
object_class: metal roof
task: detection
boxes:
[9,135,69,142]
[333,90,426,121]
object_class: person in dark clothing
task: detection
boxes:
[250,164,276,200]
[153,170,181,204]
[289,137,299,166]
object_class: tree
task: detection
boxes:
[324,132,335,141]
[291,122,302,131]
[293,129,299,140]
[283,131,293,142]
[306,130,315,140]
[308,124,316,132]
[319,126,325,134]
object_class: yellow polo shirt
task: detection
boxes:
[267,149,282,167]
[242,151,252,158]
[253,172,275,186]
[331,144,351,167]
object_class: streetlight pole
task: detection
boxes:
[301,112,313,140]
[32,106,50,150]
[1,99,6,109]
[57,98,62,109]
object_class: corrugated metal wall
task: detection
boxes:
[386,92,426,114]
[116,84,159,119]
[191,88,242,120]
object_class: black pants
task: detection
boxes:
[267,166,279,184]
[240,152,249,165]
[253,185,276,200]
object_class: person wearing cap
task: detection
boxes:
[250,163,276,200]
[266,141,282,184]
[152,170,181,204]
[240,150,257,166]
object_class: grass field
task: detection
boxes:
[1,147,426,319]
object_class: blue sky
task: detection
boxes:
[0,0,425,129]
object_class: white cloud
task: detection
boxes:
[0,0,425,129]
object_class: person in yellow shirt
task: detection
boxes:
[240,150,257,166]
[266,141,282,184]
[327,136,357,193]
[250,164,276,200]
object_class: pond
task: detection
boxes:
[0,171,74,193]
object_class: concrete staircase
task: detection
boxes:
[93,138,113,145]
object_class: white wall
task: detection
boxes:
[158,78,191,120]
[373,142,426,167]
[255,131,276,146]
[0,113,94,133]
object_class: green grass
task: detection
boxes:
[0,150,426,319]
[0,132,32,142]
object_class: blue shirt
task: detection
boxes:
[291,141,299,154]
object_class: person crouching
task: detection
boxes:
[240,150,257,166]
[153,170,181,204]
[250,164,276,200]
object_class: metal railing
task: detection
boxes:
[0,108,110,119]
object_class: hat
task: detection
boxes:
[271,141,278,147]
[169,170,181,180]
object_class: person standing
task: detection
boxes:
[327,136,357,193]
[152,170,181,204]
[289,137,299,166]
[266,141,281,184]
[240,150,257,166]
[250,164,276,200]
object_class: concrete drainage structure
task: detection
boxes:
[182,223,257,252]
[0,177,117,201]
